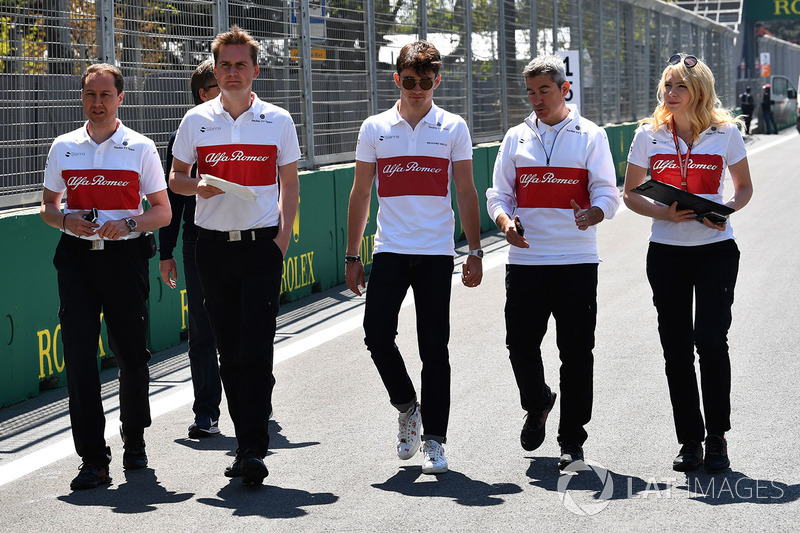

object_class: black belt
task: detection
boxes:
[198,226,278,242]
[62,233,140,251]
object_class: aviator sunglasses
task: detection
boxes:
[668,54,698,68]
[401,77,435,90]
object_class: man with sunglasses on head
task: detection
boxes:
[486,55,619,471]
[345,40,483,474]
[158,59,223,440]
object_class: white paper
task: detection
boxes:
[199,174,257,202]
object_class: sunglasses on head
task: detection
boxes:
[668,54,698,68]
[401,77,435,90]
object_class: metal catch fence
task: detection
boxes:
[1,0,738,208]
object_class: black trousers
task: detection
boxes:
[505,263,598,446]
[55,234,152,466]
[196,231,282,458]
[647,240,740,444]
[183,235,221,423]
[363,252,454,442]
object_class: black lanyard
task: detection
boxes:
[671,119,693,191]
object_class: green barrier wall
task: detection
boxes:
[605,122,639,185]
[0,136,632,407]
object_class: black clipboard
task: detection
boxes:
[631,180,733,225]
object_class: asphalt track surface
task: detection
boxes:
[1,130,799,531]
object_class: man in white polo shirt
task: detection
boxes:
[345,40,483,474]
[486,55,619,471]
[170,26,299,486]
[40,63,171,490]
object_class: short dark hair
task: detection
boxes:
[522,55,567,86]
[396,40,442,76]
[81,63,124,94]
[212,25,258,66]
[190,59,216,105]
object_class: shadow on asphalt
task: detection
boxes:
[57,468,193,513]
[676,470,800,505]
[527,457,800,506]
[196,483,338,518]
[172,420,320,457]
[371,465,523,506]
[527,457,670,500]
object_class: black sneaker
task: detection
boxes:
[558,443,584,471]
[120,427,148,470]
[188,418,221,439]
[672,441,703,472]
[704,434,730,473]
[70,463,111,490]
[521,391,557,452]
[224,452,243,478]
[241,455,269,486]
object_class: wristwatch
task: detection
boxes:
[467,249,484,259]
[345,254,361,263]
[124,217,138,232]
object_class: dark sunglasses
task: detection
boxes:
[204,84,219,91]
[668,54,698,68]
[401,77,434,90]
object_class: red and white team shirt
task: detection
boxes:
[627,121,746,246]
[486,105,620,266]
[356,101,473,256]
[172,93,301,231]
[43,120,165,240]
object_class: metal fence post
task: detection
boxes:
[366,0,378,117]
[420,0,427,41]
[553,0,558,52]
[96,0,115,64]
[616,0,621,124]
[599,0,604,125]
[531,0,538,58]
[465,1,473,134]
[213,0,229,34]
[498,0,508,133]
[299,0,316,168]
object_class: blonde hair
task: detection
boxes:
[643,55,742,142]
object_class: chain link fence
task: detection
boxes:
[1,0,738,209]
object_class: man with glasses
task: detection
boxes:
[486,55,619,471]
[345,40,483,474]
[159,59,223,440]
[170,26,300,485]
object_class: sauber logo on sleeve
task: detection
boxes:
[196,144,278,186]
[377,156,449,198]
[62,169,140,210]
[649,153,723,194]
[515,166,590,209]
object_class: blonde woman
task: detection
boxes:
[623,53,753,474]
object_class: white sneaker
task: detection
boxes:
[396,402,421,460]
[421,440,448,474]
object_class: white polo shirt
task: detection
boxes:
[486,106,620,266]
[43,120,165,240]
[172,93,301,231]
[627,121,747,246]
[356,101,473,256]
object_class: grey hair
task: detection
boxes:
[522,55,567,86]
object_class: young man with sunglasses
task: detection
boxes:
[170,26,300,485]
[159,59,223,440]
[486,55,619,471]
[345,40,483,474]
